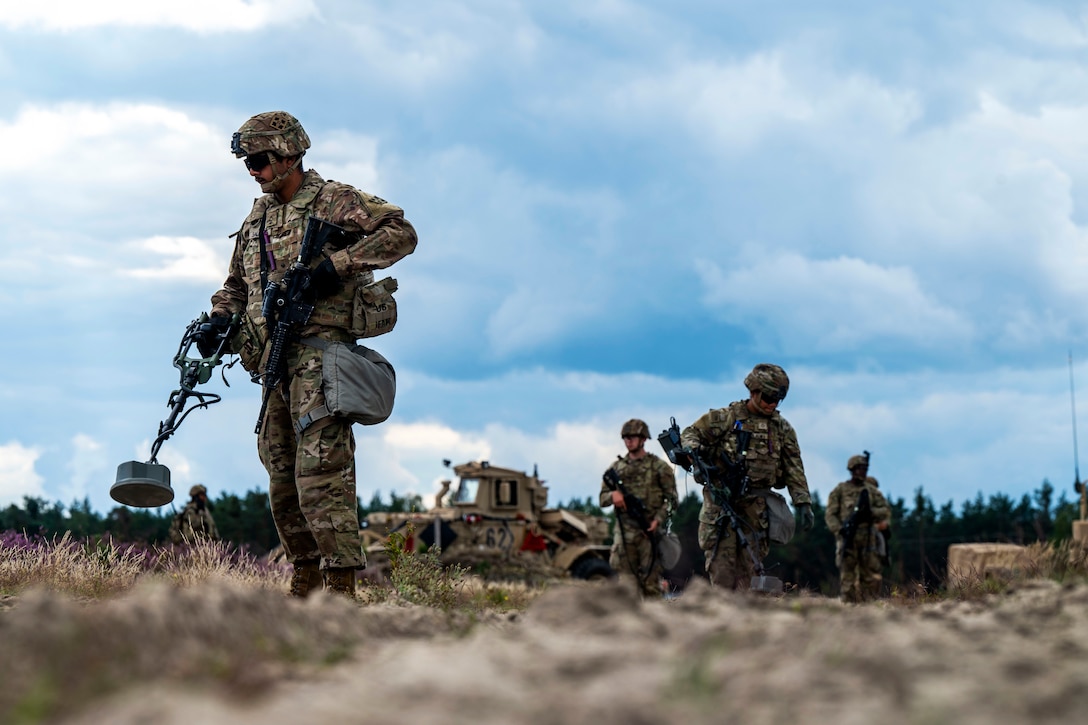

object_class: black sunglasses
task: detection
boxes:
[760,390,785,404]
[243,152,275,172]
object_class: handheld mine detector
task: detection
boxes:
[657,417,783,594]
[110,312,241,508]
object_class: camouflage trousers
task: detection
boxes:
[258,342,365,570]
[610,517,664,597]
[698,495,770,591]
[837,527,883,603]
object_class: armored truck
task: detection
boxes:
[363,460,614,581]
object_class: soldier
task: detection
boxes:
[825,454,891,603]
[169,484,220,545]
[599,419,679,597]
[681,363,814,590]
[194,112,418,599]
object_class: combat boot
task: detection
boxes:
[324,567,356,599]
[289,558,323,598]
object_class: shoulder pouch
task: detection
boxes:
[295,338,396,434]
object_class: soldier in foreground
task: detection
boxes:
[599,419,679,597]
[194,112,417,599]
[825,454,891,603]
[169,484,220,545]
[680,363,814,590]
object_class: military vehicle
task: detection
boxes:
[362,460,615,581]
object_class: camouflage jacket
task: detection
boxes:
[680,400,811,508]
[599,452,678,528]
[210,169,418,369]
[824,479,890,536]
[169,503,220,545]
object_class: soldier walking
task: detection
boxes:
[681,363,814,590]
[599,419,679,597]
[825,454,891,603]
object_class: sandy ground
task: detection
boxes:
[36,576,1088,725]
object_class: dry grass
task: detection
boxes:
[886,539,1088,605]
[0,530,545,723]
[0,532,147,600]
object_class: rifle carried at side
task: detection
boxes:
[254,216,353,434]
[840,487,873,549]
[602,467,682,580]
[603,468,654,534]
[657,417,782,593]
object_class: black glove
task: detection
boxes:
[305,258,343,299]
[194,314,233,358]
[797,503,815,532]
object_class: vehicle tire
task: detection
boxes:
[570,556,615,581]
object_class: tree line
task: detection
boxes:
[1,479,1078,591]
[0,489,426,557]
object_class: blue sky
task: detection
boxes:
[2,1,1088,518]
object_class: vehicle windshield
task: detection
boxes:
[452,477,479,504]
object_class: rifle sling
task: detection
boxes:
[258,208,270,293]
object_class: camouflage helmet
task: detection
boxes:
[621,418,650,439]
[231,111,311,159]
[190,484,208,497]
[847,454,869,471]
[743,363,789,402]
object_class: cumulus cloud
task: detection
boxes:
[354,418,628,509]
[696,252,972,352]
[0,0,317,33]
[0,442,46,507]
[62,434,108,505]
[3,103,244,236]
[122,236,229,283]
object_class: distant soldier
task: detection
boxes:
[170,484,221,544]
[599,419,678,597]
[825,455,890,603]
[681,363,814,590]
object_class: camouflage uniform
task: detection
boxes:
[169,484,220,544]
[681,399,810,590]
[169,502,220,544]
[209,114,417,577]
[599,451,678,596]
[825,466,890,603]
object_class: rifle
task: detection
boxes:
[658,417,781,593]
[603,467,659,585]
[254,216,353,434]
[603,468,654,534]
[840,487,873,549]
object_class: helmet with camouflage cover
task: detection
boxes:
[190,484,208,497]
[231,111,311,159]
[743,363,789,403]
[847,454,869,471]
[620,418,650,439]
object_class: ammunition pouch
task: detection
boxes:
[230,313,266,374]
[350,276,398,339]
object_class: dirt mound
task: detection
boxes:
[12,578,1088,724]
